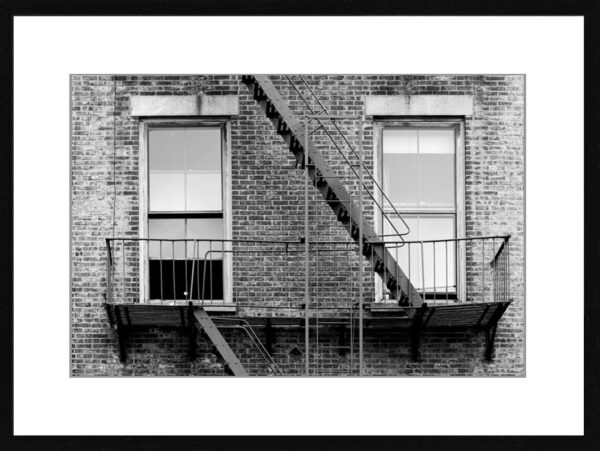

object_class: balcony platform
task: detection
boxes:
[104,300,511,330]
[104,300,511,363]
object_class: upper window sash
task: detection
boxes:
[148,126,224,213]
[382,124,458,211]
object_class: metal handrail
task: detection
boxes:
[283,75,411,243]
[381,234,511,246]
[212,317,283,375]
[106,235,511,306]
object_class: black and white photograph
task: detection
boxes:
[8,12,589,444]
[70,73,524,377]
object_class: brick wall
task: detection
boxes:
[71,74,524,376]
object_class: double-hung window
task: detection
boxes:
[146,125,228,303]
[380,122,463,299]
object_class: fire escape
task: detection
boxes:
[103,75,512,376]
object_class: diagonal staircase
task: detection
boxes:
[242,75,423,308]
[194,309,248,376]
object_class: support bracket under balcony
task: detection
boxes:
[113,305,129,364]
[188,302,197,360]
[410,304,428,362]
[484,324,498,362]
[483,301,511,362]
[265,318,275,355]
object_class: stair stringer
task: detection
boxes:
[194,309,248,376]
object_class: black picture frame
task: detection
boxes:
[1,1,597,450]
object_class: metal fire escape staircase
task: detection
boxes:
[242,75,422,310]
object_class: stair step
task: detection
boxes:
[241,75,423,309]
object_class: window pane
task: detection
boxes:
[148,218,185,259]
[187,218,224,258]
[383,153,418,206]
[383,216,416,241]
[383,129,418,154]
[419,153,455,207]
[187,173,222,211]
[149,129,186,170]
[186,128,222,171]
[418,129,454,154]
[149,173,185,211]
[419,215,454,240]
[149,260,223,301]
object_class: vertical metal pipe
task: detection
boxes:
[304,122,310,376]
[122,239,125,303]
[395,245,399,303]
[347,242,353,374]
[358,119,364,377]
[492,238,496,303]
[505,241,508,303]
[209,241,213,301]
[464,240,468,302]
[315,178,319,375]
[420,242,425,299]
[408,242,411,305]
[106,241,113,304]
[507,239,510,302]
[482,239,485,303]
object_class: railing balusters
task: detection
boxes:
[104,236,510,317]
[159,240,163,304]
[209,241,213,301]
[482,239,485,303]
[172,240,176,304]
[121,239,125,303]
[197,241,201,303]
[420,242,425,298]
[408,242,411,305]
[106,240,113,304]
[395,245,399,304]
[189,240,196,302]
[507,239,510,302]
[184,237,188,299]
[433,242,436,302]
[445,240,448,304]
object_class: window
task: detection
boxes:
[145,125,229,302]
[380,123,463,299]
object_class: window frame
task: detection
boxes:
[374,118,466,303]
[138,118,233,305]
